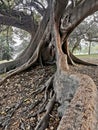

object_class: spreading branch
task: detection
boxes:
[27,0,46,16]
[62,0,98,38]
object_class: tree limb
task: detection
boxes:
[27,0,46,16]
[62,0,98,37]
[0,12,37,34]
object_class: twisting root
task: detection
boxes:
[0,24,50,86]
[35,94,56,130]
[28,76,54,118]
[70,51,98,66]
[0,100,23,129]
[0,76,54,129]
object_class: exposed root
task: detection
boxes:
[35,94,56,130]
[28,100,47,118]
[0,76,55,130]
[0,100,23,129]
[19,118,26,130]
[57,74,97,130]
[31,85,46,97]
[28,76,54,118]
[67,53,76,65]
[70,51,98,66]
[24,76,55,130]
[62,40,97,66]
[26,99,42,112]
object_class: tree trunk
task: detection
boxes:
[62,38,76,65]
[0,0,98,74]
[88,42,91,55]
[53,1,98,130]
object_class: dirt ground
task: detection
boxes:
[0,58,98,130]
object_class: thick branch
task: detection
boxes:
[0,15,36,34]
[84,37,98,42]
[28,1,46,16]
[53,0,69,71]
[62,0,98,37]
[54,0,68,23]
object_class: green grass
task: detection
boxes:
[0,60,13,63]
[75,54,98,59]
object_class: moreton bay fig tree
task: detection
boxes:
[0,0,98,129]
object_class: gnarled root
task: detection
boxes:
[70,51,98,66]
[0,76,55,130]
[35,94,56,130]
[57,74,97,130]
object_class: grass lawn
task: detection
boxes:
[0,60,12,64]
[76,54,98,59]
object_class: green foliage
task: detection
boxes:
[0,26,14,60]
[69,11,98,54]
[0,24,30,61]
[0,0,15,10]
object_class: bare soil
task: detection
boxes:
[0,58,98,130]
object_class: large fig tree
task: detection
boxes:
[0,0,98,130]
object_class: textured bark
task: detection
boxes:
[53,1,98,130]
[0,13,37,34]
[54,21,69,71]
[0,1,98,129]
[0,0,98,74]
[61,0,98,37]
[57,74,97,130]
[53,0,69,71]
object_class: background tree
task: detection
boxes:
[69,11,98,55]
[0,25,30,61]
[0,25,14,60]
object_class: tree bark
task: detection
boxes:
[53,1,98,130]
[88,42,91,55]
[57,74,97,130]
